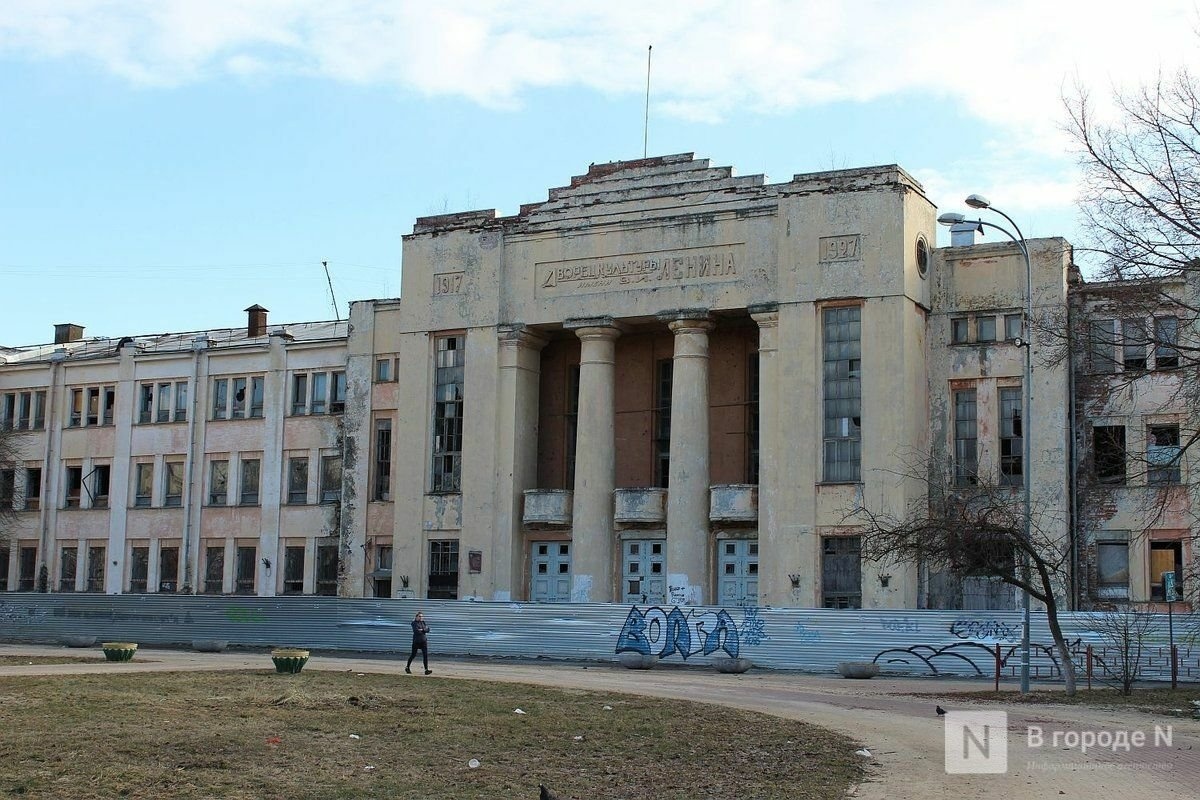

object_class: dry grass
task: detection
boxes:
[914,686,1200,716]
[0,655,101,666]
[0,670,861,799]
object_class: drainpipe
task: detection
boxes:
[1067,295,1080,610]
[181,335,207,591]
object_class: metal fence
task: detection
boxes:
[1,593,1195,683]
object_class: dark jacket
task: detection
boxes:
[411,619,429,643]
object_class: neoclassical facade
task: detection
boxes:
[3,154,1190,609]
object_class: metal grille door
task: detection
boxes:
[622,539,666,604]
[822,536,862,608]
[717,539,758,607]
[531,542,570,602]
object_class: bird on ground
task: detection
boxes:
[539,784,560,800]
[854,748,872,759]
[936,705,947,716]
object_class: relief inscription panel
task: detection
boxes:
[535,243,743,297]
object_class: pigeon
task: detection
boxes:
[854,748,873,759]
[936,705,947,716]
[539,784,561,800]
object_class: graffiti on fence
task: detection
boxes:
[881,617,920,634]
[617,606,740,660]
[949,618,1021,641]
[793,622,822,642]
[739,606,768,646]
[873,638,1084,677]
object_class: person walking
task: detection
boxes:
[405,611,431,675]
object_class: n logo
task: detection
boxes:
[944,710,1008,774]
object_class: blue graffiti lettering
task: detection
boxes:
[617,606,741,660]
[793,622,822,642]
[739,607,768,646]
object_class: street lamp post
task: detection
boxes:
[938,199,1034,695]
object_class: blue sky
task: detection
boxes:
[2,1,1197,345]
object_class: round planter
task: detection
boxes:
[62,635,97,648]
[101,642,138,662]
[712,657,753,674]
[617,652,659,670]
[271,648,310,674]
[837,661,880,679]
[192,639,228,653]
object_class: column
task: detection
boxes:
[565,317,621,603]
[750,304,788,606]
[663,311,714,606]
[494,324,547,602]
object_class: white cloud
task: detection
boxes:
[1,1,1196,144]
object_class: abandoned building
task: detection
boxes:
[0,154,1194,610]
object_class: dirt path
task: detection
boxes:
[2,644,1197,798]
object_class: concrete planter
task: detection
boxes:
[712,657,753,674]
[62,635,96,648]
[617,652,659,670]
[271,648,310,674]
[837,661,881,679]
[102,642,138,662]
[192,639,228,653]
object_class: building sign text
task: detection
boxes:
[536,244,743,297]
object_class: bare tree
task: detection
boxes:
[1083,606,1158,695]
[853,462,1078,695]
[0,426,18,547]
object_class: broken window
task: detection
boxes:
[998,387,1023,486]
[1147,424,1181,485]
[823,306,862,483]
[1093,425,1126,484]
[953,389,978,486]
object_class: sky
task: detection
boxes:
[2,1,1198,346]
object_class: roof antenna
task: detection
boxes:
[322,260,340,320]
[643,45,652,158]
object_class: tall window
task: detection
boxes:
[0,469,13,509]
[428,539,459,600]
[1089,319,1118,373]
[821,536,862,609]
[291,374,308,416]
[330,371,346,414]
[212,375,263,419]
[1122,318,1148,370]
[64,466,82,508]
[953,389,978,486]
[316,545,338,595]
[310,373,328,415]
[159,546,179,592]
[208,460,228,506]
[823,306,862,482]
[129,547,149,593]
[1093,425,1127,484]
[998,387,1023,486]
[283,546,305,595]
[0,390,47,431]
[212,379,229,419]
[747,352,760,485]
[1147,424,1181,484]
[239,458,260,506]
[164,461,184,507]
[654,359,673,488]
[1155,316,1180,369]
[287,457,309,504]
[134,463,153,507]
[86,545,105,592]
[204,546,224,594]
[431,335,465,492]
[564,364,580,488]
[320,455,342,504]
[24,467,41,511]
[1150,540,1183,601]
[59,546,77,592]
[373,419,392,501]
[89,464,111,508]
[235,545,256,594]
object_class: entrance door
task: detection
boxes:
[717,539,758,607]
[622,539,666,605]
[428,539,459,600]
[530,542,570,602]
[822,535,862,608]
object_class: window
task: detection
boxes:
[1093,425,1127,484]
[0,390,46,431]
[320,455,342,504]
[954,389,978,486]
[89,464,111,508]
[59,546,76,592]
[67,385,114,427]
[65,466,82,508]
[1155,317,1180,370]
[283,546,305,595]
[234,545,256,594]
[373,419,392,501]
[431,335,465,492]
[747,352,760,485]
[951,318,968,344]
[1004,313,1023,341]
[654,359,672,488]
[134,463,153,507]
[86,545,105,592]
[140,381,189,424]
[0,469,13,509]
[1150,540,1183,601]
[316,544,338,595]
[203,546,224,594]
[239,458,260,506]
[159,546,179,592]
[164,461,184,507]
[1121,318,1148,371]
[139,384,154,423]
[1147,424,1182,484]
[310,372,328,415]
[212,375,263,420]
[174,382,188,421]
[428,539,459,600]
[330,371,346,414]
[291,374,308,416]
[1089,319,1119,373]
[129,546,149,593]
[156,383,173,422]
[823,306,862,483]
[822,536,862,609]
[565,364,580,488]
[998,387,1023,486]
[375,358,392,382]
[373,543,393,598]
[976,315,997,342]
[0,547,8,591]
[18,546,36,591]
[208,460,228,506]
[24,467,41,511]
[287,457,309,504]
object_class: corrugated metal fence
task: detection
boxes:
[1,593,1196,683]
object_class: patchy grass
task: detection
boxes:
[0,655,101,666]
[912,686,1200,716]
[0,670,861,800]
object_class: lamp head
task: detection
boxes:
[965,194,991,210]
[937,212,965,226]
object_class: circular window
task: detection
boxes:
[915,235,929,278]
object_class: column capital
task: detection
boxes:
[748,302,779,327]
[565,316,623,341]
[497,324,549,351]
